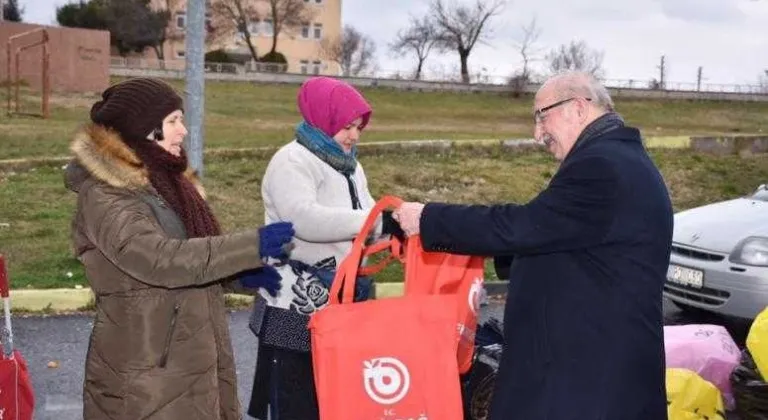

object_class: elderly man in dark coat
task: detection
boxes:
[393,71,673,420]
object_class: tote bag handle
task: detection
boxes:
[329,195,405,305]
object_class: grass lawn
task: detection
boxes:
[2,78,768,161]
[1,145,766,289]
[1,79,767,289]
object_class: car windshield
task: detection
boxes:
[750,184,768,201]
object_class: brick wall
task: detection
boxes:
[0,22,110,93]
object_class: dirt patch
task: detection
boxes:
[205,116,531,134]
[0,121,72,135]
[206,116,294,130]
[17,92,100,109]
[366,121,531,133]
[48,93,100,108]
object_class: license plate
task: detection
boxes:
[667,264,704,289]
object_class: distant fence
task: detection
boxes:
[600,78,766,95]
[110,57,287,74]
[109,59,768,102]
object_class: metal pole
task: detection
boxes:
[184,0,206,178]
[6,40,11,116]
[43,43,50,119]
[696,66,703,92]
[14,48,19,114]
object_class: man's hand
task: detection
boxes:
[392,202,425,236]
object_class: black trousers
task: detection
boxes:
[247,343,320,420]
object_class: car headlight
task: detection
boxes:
[729,237,768,266]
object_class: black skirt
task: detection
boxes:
[247,343,319,420]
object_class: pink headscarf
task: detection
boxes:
[296,76,372,137]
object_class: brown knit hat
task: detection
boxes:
[90,77,183,143]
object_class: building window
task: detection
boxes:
[176,11,211,30]
[248,21,260,35]
[176,50,186,58]
[313,23,323,39]
[262,19,274,36]
[301,24,310,39]
[176,12,186,29]
[312,60,322,75]
[300,60,310,74]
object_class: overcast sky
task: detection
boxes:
[22,0,768,87]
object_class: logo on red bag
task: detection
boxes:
[468,277,484,315]
[363,357,411,405]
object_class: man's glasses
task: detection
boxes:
[534,97,592,124]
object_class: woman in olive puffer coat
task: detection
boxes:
[64,77,294,420]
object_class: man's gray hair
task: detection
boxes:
[550,71,614,112]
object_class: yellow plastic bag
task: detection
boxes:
[747,306,768,381]
[666,368,725,420]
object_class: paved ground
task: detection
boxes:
[13,299,753,420]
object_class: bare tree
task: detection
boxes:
[430,0,505,83]
[322,25,377,77]
[266,0,314,56]
[390,16,438,80]
[507,17,542,95]
[514,17,542,82]
[759,70,768,93]
[210,0,261,62]
[546,40,605,78]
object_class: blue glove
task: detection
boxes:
[259,222,295,259]
[240,265,282,297]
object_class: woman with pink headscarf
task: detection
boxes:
[246,77,403,420]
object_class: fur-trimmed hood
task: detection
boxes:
[65,123,204,197]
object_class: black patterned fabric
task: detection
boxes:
[249,297,311,353]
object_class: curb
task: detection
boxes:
[9,281,510,314]
[11,288,94,312]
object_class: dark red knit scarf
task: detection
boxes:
[131,141,221,238]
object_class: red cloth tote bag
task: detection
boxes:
[308,196,466,420]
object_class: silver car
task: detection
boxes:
[664,184,768,320]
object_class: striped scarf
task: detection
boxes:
[295,120,357,175]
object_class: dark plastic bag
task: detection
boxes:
[475,316,504,347]
[462,344,503,420]
[731,349,768,420]
[461,316,505,420]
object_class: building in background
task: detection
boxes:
[0,22,109,93]
[141,0,341,75]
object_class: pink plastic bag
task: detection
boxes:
[664,324,741,409]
